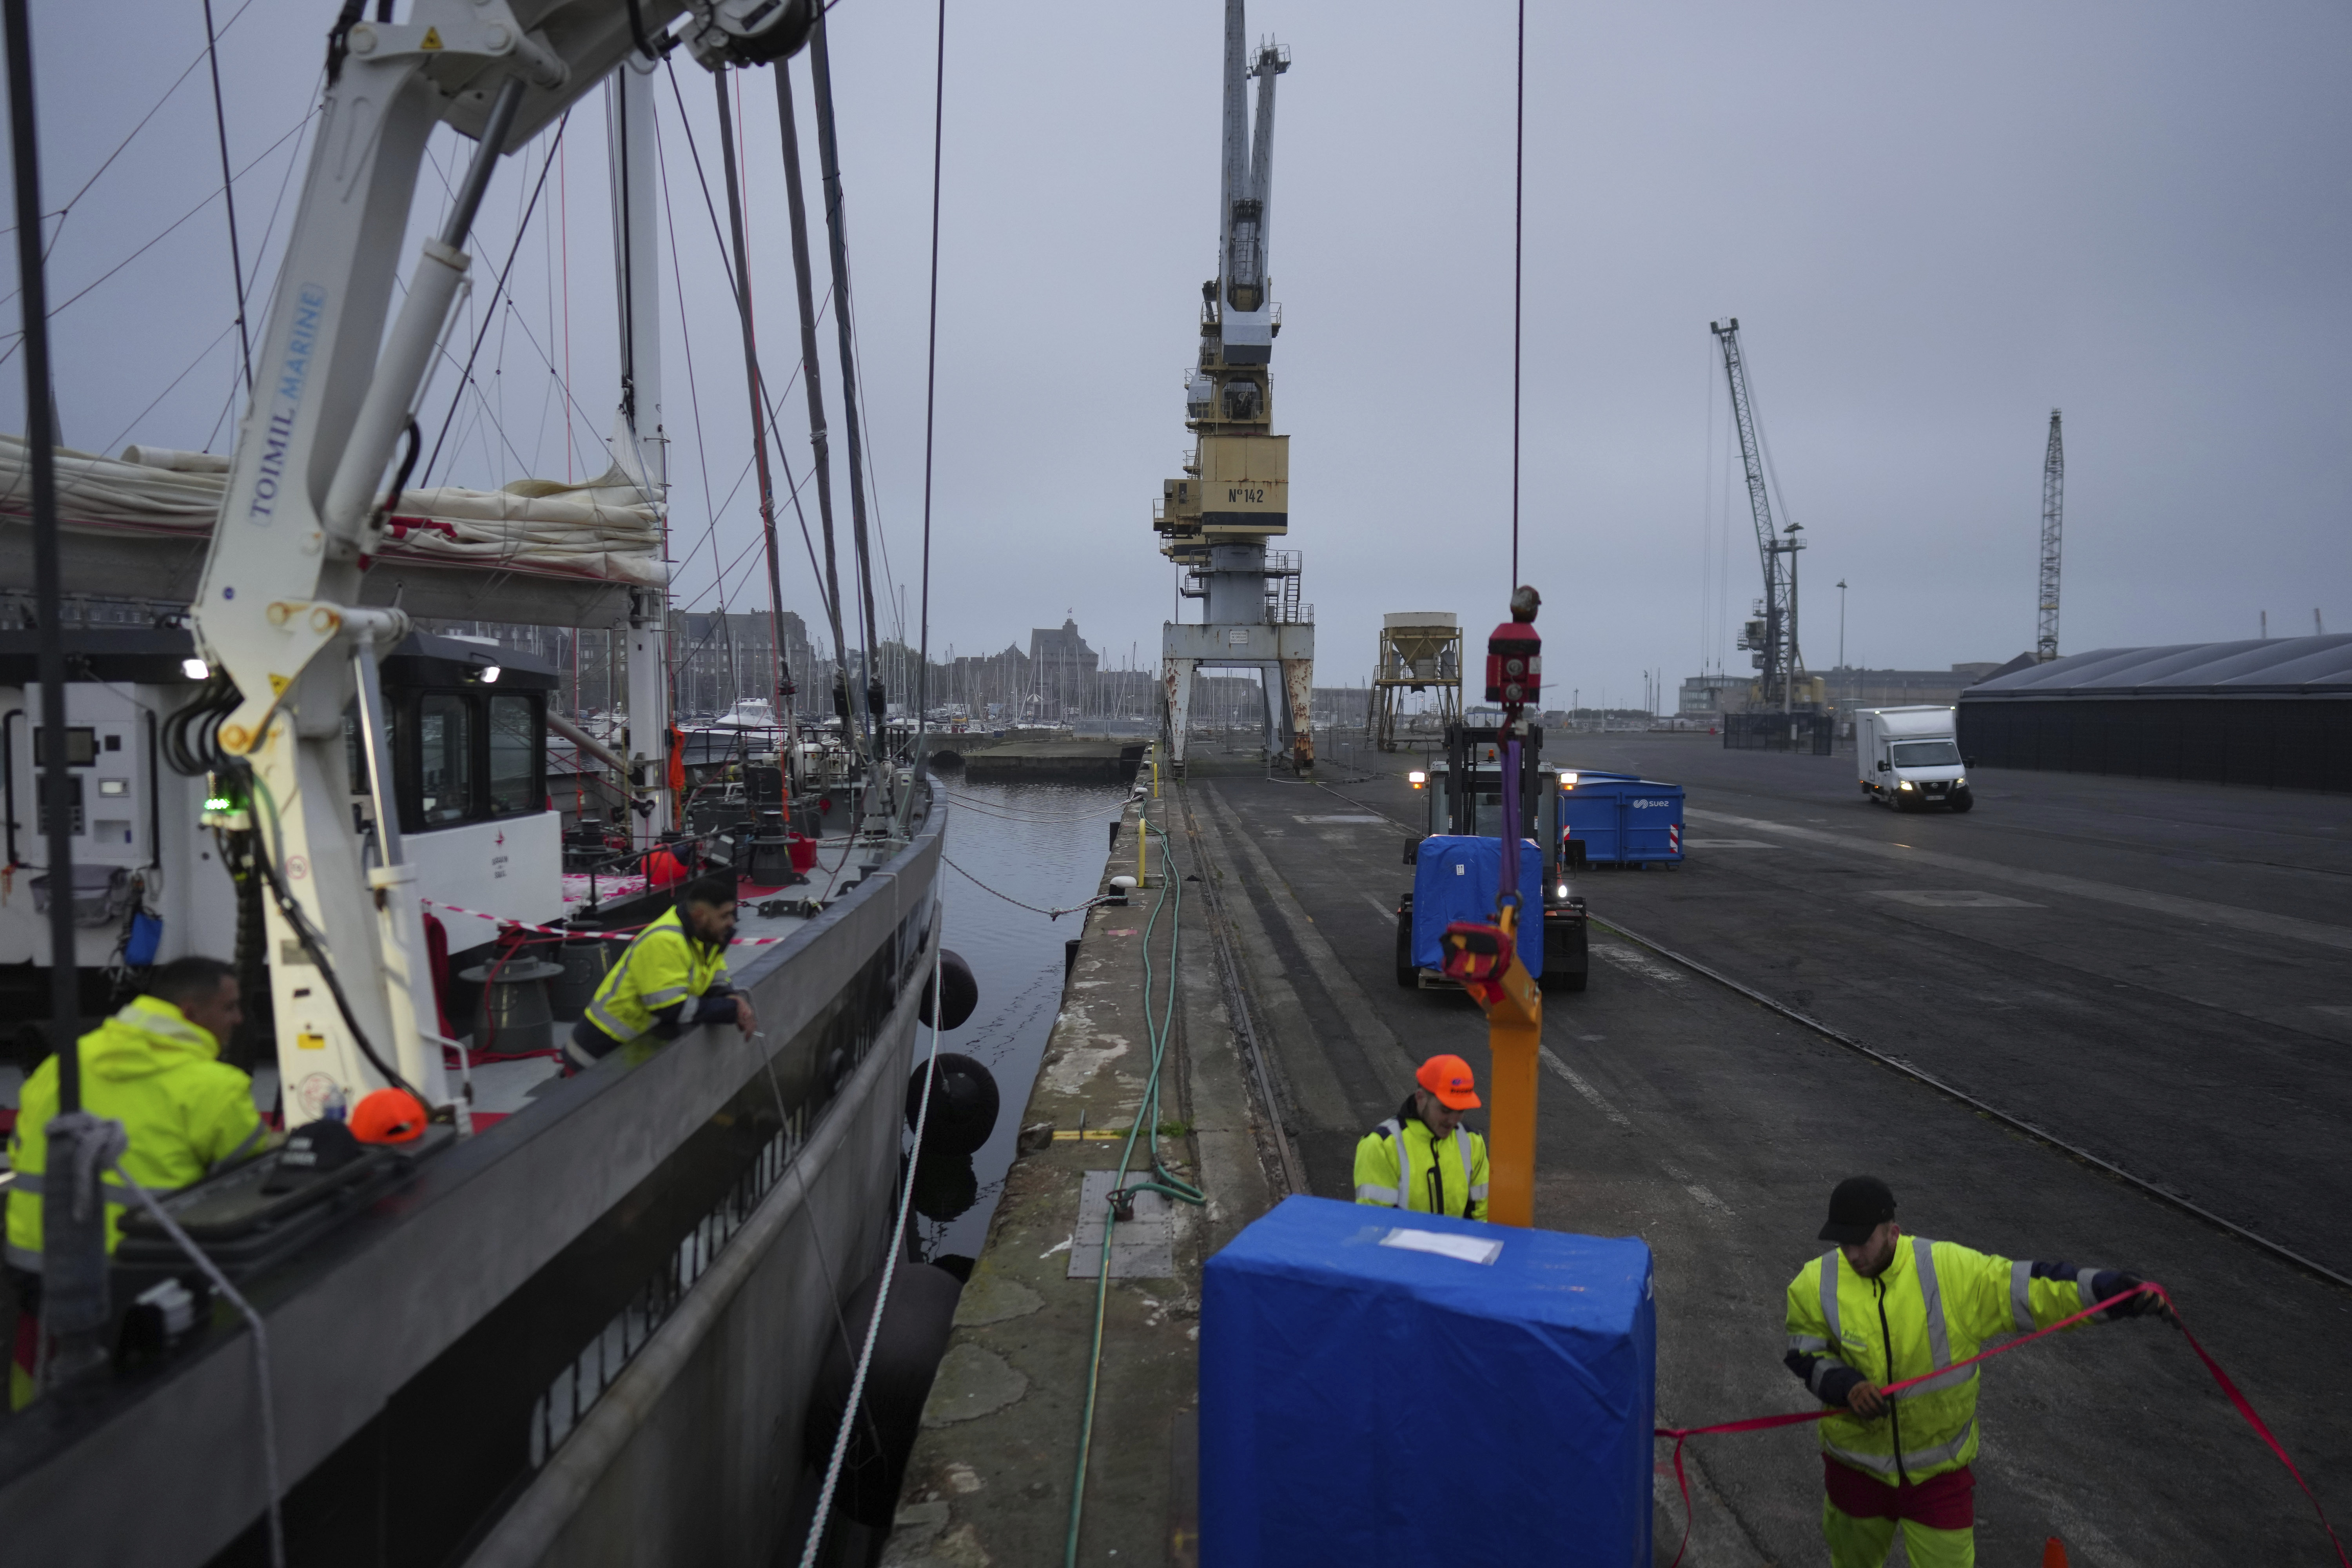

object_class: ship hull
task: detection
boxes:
[0,789,945,1568]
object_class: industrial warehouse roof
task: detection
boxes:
[1960,634,2352,699]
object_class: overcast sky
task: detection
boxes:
[5,0,2348,710]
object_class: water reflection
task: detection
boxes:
[915,777,1131,1259]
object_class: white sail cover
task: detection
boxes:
[0,435,668,588]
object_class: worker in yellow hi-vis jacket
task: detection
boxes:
[1785,1176,2171,1568]
[7,956,268,1406]
[1351,1054,1491,1221]
[566,873,756,1070]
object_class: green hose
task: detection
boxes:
[1064,814,1202,1565]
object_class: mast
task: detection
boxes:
[773,66,851,751]
[608,58,672,850]
[807,15,889,803]
[710,73,795,746]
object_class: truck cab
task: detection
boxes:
[1857,704,1975,812]
[1396,723,1590,992]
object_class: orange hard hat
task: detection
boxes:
[351,1087,428,1144]
[1416,1054,1481,1110]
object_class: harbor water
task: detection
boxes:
[916,777,1136,1264]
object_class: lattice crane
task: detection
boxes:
[1710,318,1806,710]
[2037,410,2064,663]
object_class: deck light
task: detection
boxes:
[1558,770,1578,788]
[1408,769,1427,788]
[181,657,209,680]
[479,664,502,684]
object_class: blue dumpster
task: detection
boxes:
[1557,771,1684,866]
[1202,1195,1656,1565]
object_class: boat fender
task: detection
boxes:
[909,1145,979,1222]
[802,1261,964,1527]
[917,948,978,1031]
[904,1051,998,1155]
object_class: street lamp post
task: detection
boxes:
[1836,579,1849,715]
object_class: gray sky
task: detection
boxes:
[7,1,2348,709]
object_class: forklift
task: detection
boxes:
[1395,722,1590,992]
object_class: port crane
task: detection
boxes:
[2037,409,2064,662]
[1156,0,1314,775]
[1709,318,1810,713]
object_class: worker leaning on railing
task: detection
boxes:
[5,956,271,1408]
[564,873,757,1072]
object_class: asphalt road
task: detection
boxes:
[1177,732,2352,1566]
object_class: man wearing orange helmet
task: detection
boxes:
[1352,1054,1492,1221]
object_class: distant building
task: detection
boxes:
[1961,635,2352,793]
[1677,674,1749,717]
[1028,619,1099,719]
[673,610,814,717]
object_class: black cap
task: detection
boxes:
[1818,1176,1897,1244]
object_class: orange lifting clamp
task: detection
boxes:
[1445,584,1546,1229]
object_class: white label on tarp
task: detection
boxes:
[1381,1228,1502,1265]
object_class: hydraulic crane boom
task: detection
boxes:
[187,0,809,1124]
[1710,317,1805,710]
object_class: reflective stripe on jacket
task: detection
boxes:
[5,996,265,1270]
[1783,1236,2116,1487]
[582,906,731,1045]
[1351,1109,1490,1221]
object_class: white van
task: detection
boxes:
[1856,705,1974,812]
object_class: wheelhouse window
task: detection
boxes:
[390,679,549,835]
[486,693,541,817]
[418,694,473,828]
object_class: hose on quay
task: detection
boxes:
[1064,814,1204,1566]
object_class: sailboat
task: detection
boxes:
[0,2,958,1563]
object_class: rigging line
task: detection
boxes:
[660,53,811,624]
[771,60,852,714]
[0,105,314,321]
[915,0,945,724]
[208,78,318,449]
[710,69,791,714]
[1510,0,1524,592]
[0,0,260,245]
[839,292,900,638]
[199,0,252,393]
[653,91,730,604]
[808,15,884,763]
[418,115,568,489]
[97,318,239,459]
[560,127,573,482]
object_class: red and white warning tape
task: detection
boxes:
[1655,1283,2347,1568]
[419,898,798,947]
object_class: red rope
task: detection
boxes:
[1655,1284,2347,1568]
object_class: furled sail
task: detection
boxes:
[0,434,668,587]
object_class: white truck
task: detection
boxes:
[1856,705,1975,812]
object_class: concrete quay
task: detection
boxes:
[885,729,2352,1564]
[888,765,1280,1567]
[947,738,1148,785]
